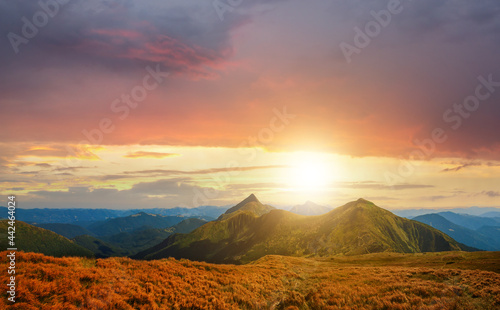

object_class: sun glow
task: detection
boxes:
[285,152,336,191]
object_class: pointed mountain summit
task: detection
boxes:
[134,198,470,264]
[218,194,275,220]
[226,193,259,212]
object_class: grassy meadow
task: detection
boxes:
[1,251,499,309]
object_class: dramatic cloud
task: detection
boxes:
[1,0,499,209]
[0,0,499,159]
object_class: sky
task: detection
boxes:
[0,0,499,210]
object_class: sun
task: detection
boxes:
[285,152,335,191]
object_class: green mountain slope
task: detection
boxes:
[99,228,174,256]
[134,197,468,263]
[72,235,127,258]
[168,218,207,234]
[0,220,93,257]
[34,223,94,239]
[102,218,208,255]
[73,217,208,257]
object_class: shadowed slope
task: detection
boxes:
[0,220,93,258]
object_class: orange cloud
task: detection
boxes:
[16,144,101,160]
[124,151,180,159]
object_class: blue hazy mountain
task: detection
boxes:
[393,207,500,218]
[412,213,500,251]
[480,211,500,218]
[288,201,332,216]
[436,212,500,230]
[0,205,228,224]
[86,212,185,236]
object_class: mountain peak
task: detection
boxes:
[225,194,260,213]
[136,198,467,263]
[220,194,273,219]
[351,198,376,207]
[334,198,388,216]
[246,193,259,203]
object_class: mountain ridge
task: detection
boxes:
[413,213,500,251]
[134,197,470,263]
[87,212,185,236]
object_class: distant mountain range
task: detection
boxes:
[0,205,228,224]
[86,212,185,236]
[6,196,499,261]
[134,195,470,263]
[31,214,208,257]
[412,213,500,251]
[288,201,331,216]
[436,212,500,230]
[393,207,500,218]
[3,204,497,224]
[480,211,500,218]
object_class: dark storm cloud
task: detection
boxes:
[0,0,241,79]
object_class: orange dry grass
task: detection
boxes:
[0,252,499,309]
